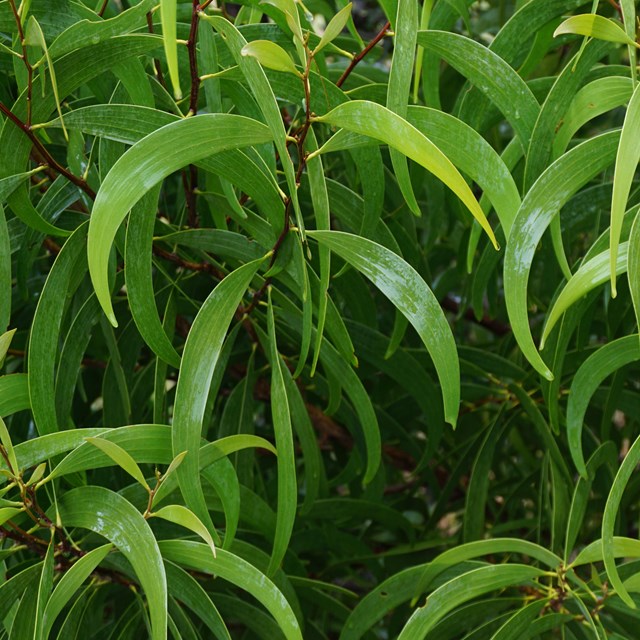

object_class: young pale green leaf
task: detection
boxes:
[172,258,264,537]
[151,505,217,558]
[0,328,16,367]
[620,0,637,85]
[398,565,545,639]
[85,437,150,491]
[314,101,498,250]
[57,486,167,640]
[42,544,113,638]
[266,289,297,575]
[314,3,352,53]
[159,540,303,640]
[0,416,18,476]
[540,243,628,348]
[603,434,640,608]
[241,41,301,76]
[87,114,272,325]
[566,336,640,476]
[24,16,68,140]
[554,14,639,47]
[308,230,460,427]
[161,0,181,99]
[610,82,640,296]
[162,451,188,485]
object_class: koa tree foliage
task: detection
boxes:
[0,0,639,637]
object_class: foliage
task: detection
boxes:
[0,0,639,637]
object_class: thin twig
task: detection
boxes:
[7,0,33,124]
[0,102,96,199]
[97,0,109,17]
[336,20,391,88]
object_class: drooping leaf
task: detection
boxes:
[308,230,459,427]
[87,115,272,325]
[151,505,217,557]
[85,436,151,491]
[241,41,301,76]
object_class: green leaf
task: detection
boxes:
[308,230,460,427]
[417,30,540,151]
[540,243,629,348]
[151,505,217,557]
[554,14,639,47]
[241,41,301,76]
[0,416,18,475]
[172,258,264,535]
[42,544,113,637]
[85,436,151,491]
[629,210,640,342]
[57,486,167,640]
[504,131,620,380]
[0,328,15,368]
[314,101,498,250]
[603,433,640,608]
[566,336,640,476]
[87,114,272,325]
[314,3,352,53]
[266,289,297,575]
[24,16,68,140]
[610,82,640,296]
[398,565,546,638]
[159,540,303,640]
[161,0,181,99]
[0,506,24,526]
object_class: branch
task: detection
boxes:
[0,102,96,199]
[336,20,391,88]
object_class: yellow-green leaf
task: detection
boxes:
[161,0,182,100]
[315,3,352,54]
[85,437,150,491]
[314,101,499,250]
[0,416,18,476]
[241,40,301,76]
[554,14,639,47]
[151,504,217,557]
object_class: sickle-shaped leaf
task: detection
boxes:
[57,486,167,640]
[566,335,640,476]
[504,131,620,380]
[398,565,546,639]
[629,211,640,342]
[87,114,272,326]
[610,82,640,296]
[159,540,303,640]
[308,230,460,427]
[603,434,640,608]
[540,243,629,348]
[172,258,265,536]
[313,101,498,250]
[554,14,639,46]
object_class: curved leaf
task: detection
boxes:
[87,114,272,325]
[57,486,167,640]
[308,230,460,427]
[314,101,498,250]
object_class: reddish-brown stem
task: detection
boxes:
[336,20,391,88]
[0,102,96,199]
[7,0,33,124]
[198,0,215,10]
[152,245,226,279]
[98,0,109,17]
